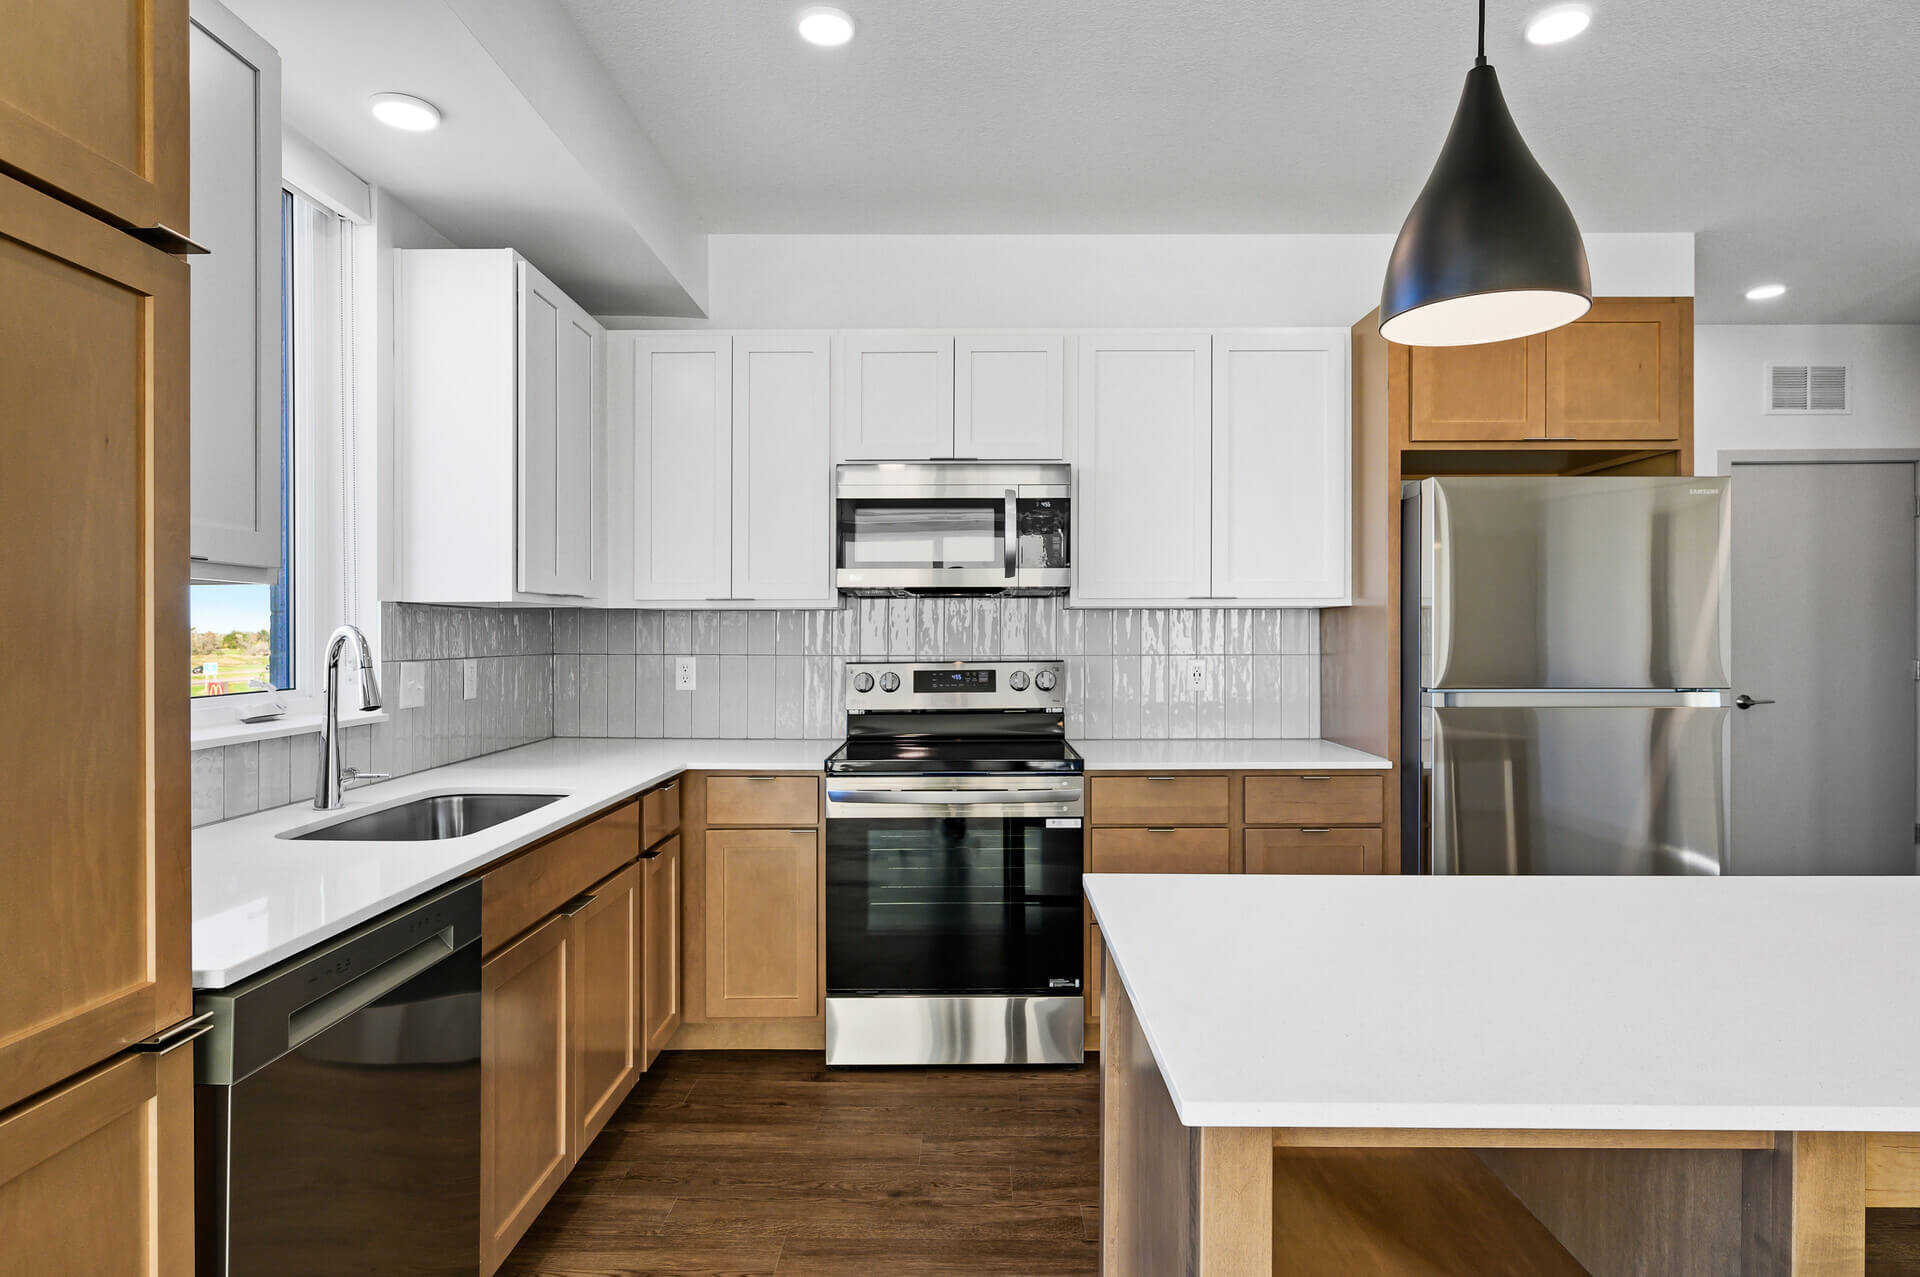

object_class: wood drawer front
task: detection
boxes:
[1090,827,1230,875]
[1244,827,1384,875]
[641,778,682,849]
[1091,776,1229,826]
[1244,774,1383,826]
[480,800,639,952]
[706,775,819,827]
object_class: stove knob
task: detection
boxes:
[1007,670,1030,692]
[1033,668,1058,693]
[879,671,901,693]
[853,672,875,693]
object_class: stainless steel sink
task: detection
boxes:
[290,793,562,841]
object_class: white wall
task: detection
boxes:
[602,232,1693,330]
[1695,324,1920,473]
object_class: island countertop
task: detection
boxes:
[1084,872,1920,1133]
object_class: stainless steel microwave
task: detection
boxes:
[834,463,1071,594]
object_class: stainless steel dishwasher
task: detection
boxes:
[194,879,482,1276]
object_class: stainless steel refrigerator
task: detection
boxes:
[1401,476,1735,875]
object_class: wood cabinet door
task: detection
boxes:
[1089,775,1230,826]
[733,334,832,602]
[1089,827,1232,875]
[705,775,820,827]
[616,332,733,603]
[835,333,954,459]
[1407,336,1545,442]
[0,0,188,231]
[1544,299,1687,441]
[703,828,819,1019]
[954,333,1065,459]
[186,1,281,576]
[1073,333,1213,603]
[0,173,189,1111]
[641,778,682,851]
[517,258,601,598]
[568,862,641,1155]
[1243,827,1384,875]
[1212,330,1351,604]
[479,799,639,956]
[0,1049,193,1276]
[1243,774,1385,827]
[642,837,683,1066]
[481,914,571,1277]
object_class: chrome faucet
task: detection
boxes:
[315,624,387,809]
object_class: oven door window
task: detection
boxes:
[836,499,1006,570]
[826,816,1083,996]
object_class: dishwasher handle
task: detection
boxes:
[285,928,460,1052]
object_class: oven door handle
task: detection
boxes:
[828,786,1082,806]
[1004,489,1018,581]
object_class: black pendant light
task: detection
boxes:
[1379,0,1591,346]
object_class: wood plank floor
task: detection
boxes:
[499,1050,1101,1277]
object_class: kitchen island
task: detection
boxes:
[1085,873,1920,1276]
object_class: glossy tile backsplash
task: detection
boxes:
[551,597,1320,744]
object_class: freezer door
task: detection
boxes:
[1421,476,1731,689]
[1425,700,1729,875]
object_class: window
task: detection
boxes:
[192,184,372,728]
[192,189,295,699]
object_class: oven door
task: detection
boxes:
[825,778,1085,997]
[835,492,1016,592]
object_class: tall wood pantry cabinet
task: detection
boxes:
[0,1,200,1270]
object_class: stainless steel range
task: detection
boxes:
[824,660,1085,1066]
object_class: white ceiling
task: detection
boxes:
[556,0,1920,323]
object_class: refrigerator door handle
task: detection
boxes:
[1423,689,1731,709]
[1734,694,1776,710]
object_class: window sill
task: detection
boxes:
[190,706,390,751]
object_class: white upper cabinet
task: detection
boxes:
[611,333,732,603]
[733,335,832,602]
[1211,331,1351,605]
[517,261,600,598]
[954,334,1066,459]
[187,0,281,580]
[835,334,953,459]
[392,249,603,604]
[1074,334,1214,603]
[608,333,833,607]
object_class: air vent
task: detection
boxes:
[1767,363,1850,414]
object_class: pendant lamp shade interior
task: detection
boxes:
[1380,3,1591,347]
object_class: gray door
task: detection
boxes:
[1729,462,1917,874]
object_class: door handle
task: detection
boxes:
[1004,489,1019,581]
[1734,694,1776,710]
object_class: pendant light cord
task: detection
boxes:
[1476,0,1488,65]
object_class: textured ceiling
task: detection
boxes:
[556,0,1920,322]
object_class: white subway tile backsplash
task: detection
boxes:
[191,748,224,826]
[636,610,665,655]
[750,610,779,656]
[608,656,637,737]
[665,610,693,653]
[636,655,666,737]
[719,656,749,737]
[747,656,777,738]
[257,736,291,810]
[718,611,750,655]
[774,656,805,739]
[223,742,258,819]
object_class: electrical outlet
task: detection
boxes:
[675,656,697,692]
[463,659,478,700]
[1186,658,1206,691]
[398,663,427,709]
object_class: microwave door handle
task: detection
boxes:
[1004,489,1018,581]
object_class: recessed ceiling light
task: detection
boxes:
[1745,283,1788,301]
[1524,4,1592,44]
[797,5,855,47]
[369,92,442,132]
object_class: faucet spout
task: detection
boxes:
[315,624,384,809]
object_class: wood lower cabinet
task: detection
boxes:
[641,836,683,1066]
[1090,775,1230,827]
[1087,923,1103,1027]
[1090,827,1231,875]
[703,827,820,1020]
[479,800,638,953]
[642,778,682,849]
[0,1049,192,1275]
[705,775,819,827]
[1245,827,1384,875]
[1244,774,1384,827]
[0,172,190,1113]
[480,913,571,1277]
[568,862,641,1156]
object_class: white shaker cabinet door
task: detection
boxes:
[517,260,601,598]
[835,333,954,459]
[1211,331,1351,605]
[733,335,832,603]
[187,1,281,579]
[954,334,1066,460]
[620,333,733,602]
[1073,333,1213,603]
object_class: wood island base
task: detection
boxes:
[1101,958,1916,1277]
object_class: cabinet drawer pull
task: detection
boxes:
[661,780,677,792]
[1299,774,1331,782]
[1299,828,1333,834]
[1147,827,1177,834]
[790,828,816,834]
[557,892,597,917]
[1144,776,1176,782]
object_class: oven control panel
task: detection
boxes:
[845,660,1066,711]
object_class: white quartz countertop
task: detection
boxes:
[1075,739,1389,771]
[1085,873,1920,1132]
[191,738,838,989]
